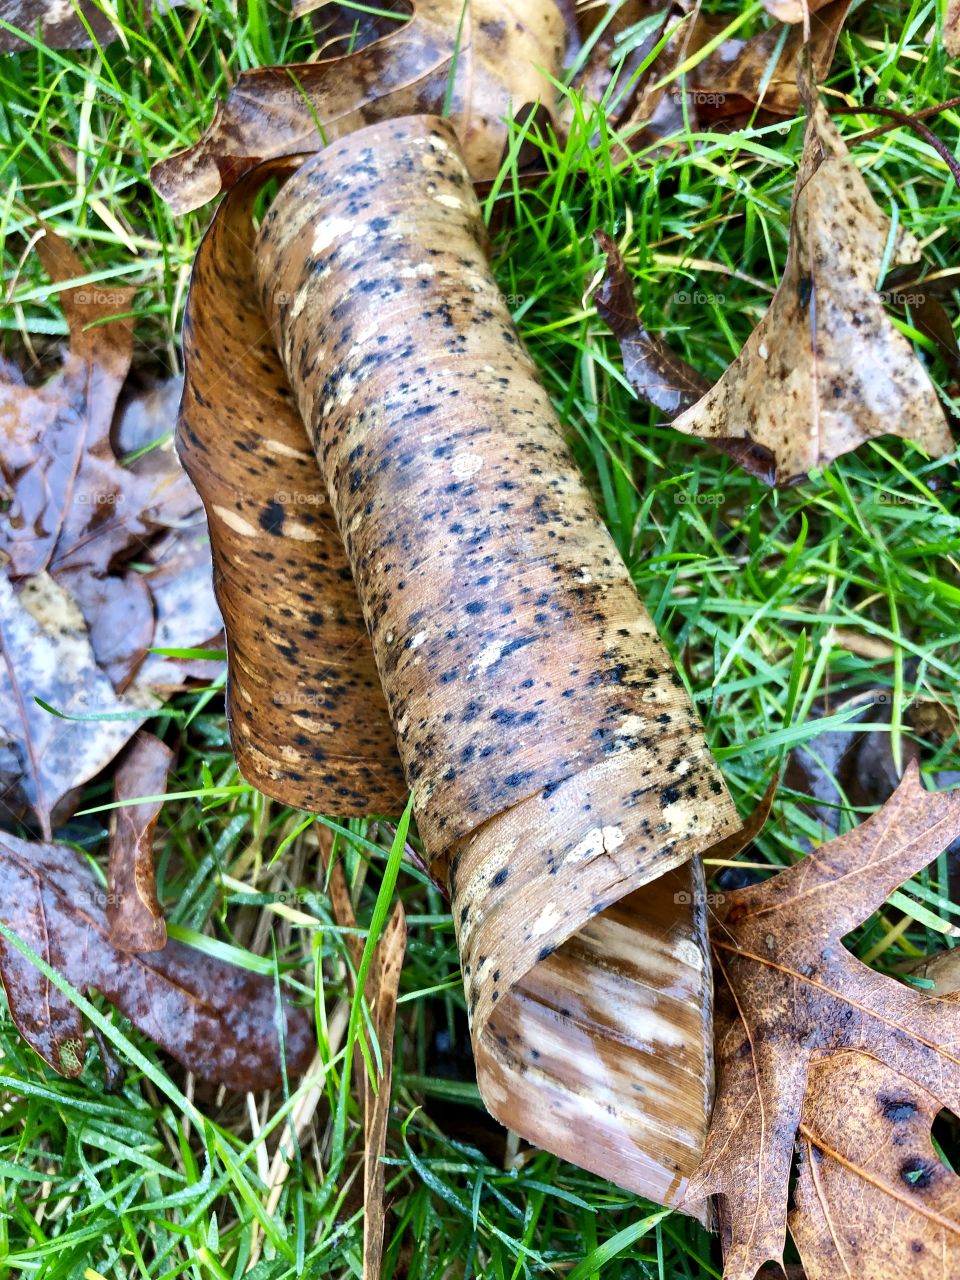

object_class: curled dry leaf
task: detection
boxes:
[0,829,313,1088]
[150,0,567,215]
[685,762,960,1279]
[591,231,778,480]
[177,158,406,813]
[107,732,173,953]
[175,115,742,1206]
[670,71,953,484]
[591,229,710,417]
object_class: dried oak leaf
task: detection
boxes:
[791,1049,960,1280]
[150,0,567,215]
[684,762,960,1279]
[669,74,953,484]
[0,828,313,1088]
[175,115,742,1208]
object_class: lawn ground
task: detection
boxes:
[1,1,960,1276]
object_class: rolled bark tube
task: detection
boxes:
[251,116,741,1205]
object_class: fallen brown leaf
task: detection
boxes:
[591,231,778,480]
[908,947,960,996]
[0,0,178,51]
[0,235,200,580]
[695,1,850,121]
[173,114,742,1208]
[107,732,173,953]
[592,229,710,417]
[178,157,406,814]
[948,1,960,57]
[670,67,953,483]
[786,689,960,839]
[684,762,960,1278]
[150,0,567,215]
[791,1049,960,1280]
[763,0,836,21]
[0,828,313,1088]
[132,524,225,693]
[613,1,850,153]
[562,0,672,130]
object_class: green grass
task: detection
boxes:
[1,0,960,1275]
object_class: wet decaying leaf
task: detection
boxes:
[0,829,313,1088]
[592,231,778,480]
[175,115,742,1206]
[786,689,960,840]
[699,1,850,121]
[0,572,158,839]
[613,0,850,153]
[0,229,223,831]
[150,0,567,216]
[684,763,960,1279]
[0,233,202,581]
[591,229,710,418]
[561,0,671,130]
[763,0,836,22]
[948,1,960,57]
[669,70,954,484]
[0,0,171,52]
[107,732,173,953]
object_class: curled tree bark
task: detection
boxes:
[179,116,741,1206]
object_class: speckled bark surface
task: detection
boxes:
[233,116,743,1205]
